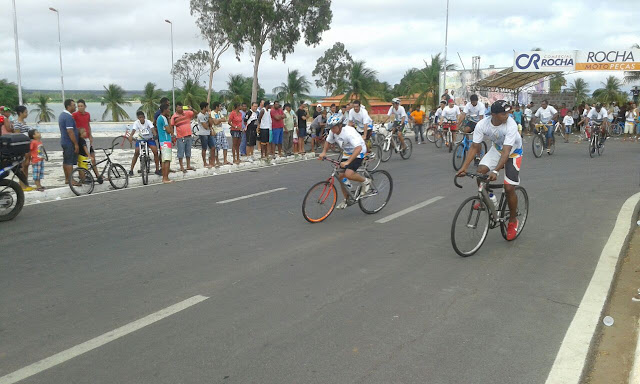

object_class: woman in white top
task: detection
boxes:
[623,102,638,141]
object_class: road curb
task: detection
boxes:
[545,192,640,384]
[23,153,316,205]
[630,315,640,383]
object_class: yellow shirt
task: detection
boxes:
[411,110,425,124]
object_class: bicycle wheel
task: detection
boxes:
[447,132,453,153]
[359,170,393,214]
[111,136,132,150]
[366,145,382,171]
[108,163,129,189]
[141,155,149,185]
[532,135,543,158]
[435,133,443,148]
[499,186,529,241]
[302,181,337,223]
[451,196,490,257]
[400,138,412,159]
[452,143,466,171]
[0,179,24,222]
[548,137,555,155]
[193,137,201,149]
[426,127,436,143]
[69,167,95,196]
[380,141,392,162]
[597,138,604,156]
[589,137,595,158]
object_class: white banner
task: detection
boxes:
[575,49,640,71]
[513,51,576,72]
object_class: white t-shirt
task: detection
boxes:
[348,107,371,132]
[435,108,443,118]
[587,108,608,122]
[626,109,638,122]
[441,105,460,122]
[463,102,485,122]
[613,106,620,116]
[327,125,367,159]
[387,106,408,123]
[196,112,210,136]
[563,115,574,126]
[133,119,154,140]
[582,108,591,117]
[473,116,523,155]
[534,106,558,123]
[259,108,272,129]
[524,108,533,119]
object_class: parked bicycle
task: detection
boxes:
[452,133,488,171]
[111,126,134,150]
[69,147,129,195]
[532,123,555,157]
[139,140,152,185]
[302,157,393,223]
[380,121,412,162]
[588,121,605,158]
[451,173,529,257]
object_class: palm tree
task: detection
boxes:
[593,76,623,104]
[222,74,250,106]
[550,73,567,93]
[568,78,590,104]
[624,43,640,84]
[333,61,379,107]
[30,94,55,123]
[180,79,207,111]
[101,84,131,122]
[137,82,162,119]
[272,69,311,105]
[397,53,455,108]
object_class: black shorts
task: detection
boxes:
[246,127,257,146]
[342,157,363,172]
[230,130,242,139]
[259,129,270,143]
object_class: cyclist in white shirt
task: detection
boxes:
[524,104,533,133]
[585,103,609,146]
[534,100,558,153]
[456,100,523,241]
[347,100,372,141]
[459,94,485,133]
[382,98,408,150]
[440,98,461,146]
[318,115,372,209]
[129,111,160,176]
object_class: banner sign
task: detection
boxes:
[513,51,575,72]
[575,49,640,71]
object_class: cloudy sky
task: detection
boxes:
[0,0,638,96]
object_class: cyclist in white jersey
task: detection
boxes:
[440,98,461,145]
[347,100,372,141]
[533,100,558,153]
[456,100,523,241]
[459,94,485,133]
[382,98,408,150]
[585,103,609,146]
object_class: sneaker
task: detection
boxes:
[336,200,348,210]
[361,178,372,196]
[97,176,104,185]
[506,220,519,241]
[22,186,35,192]
[128,170,134,176]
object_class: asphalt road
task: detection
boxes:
[1,136,638,384]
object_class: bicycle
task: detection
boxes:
[111,127,134,150]
[435,120,461,152]
[532,123,555,157]
[192,122,202,148]
[302,157,393,223]
[452,133,488,171]
[588,121,605,158]
[451,173,529,257]
[69,147,129,195]
[609,119,624,136]
[362,135,382,172]
[139,140,152,185]
[380,122,412,162]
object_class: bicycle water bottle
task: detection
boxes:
[342,177,352,189]
[489,193,498,208]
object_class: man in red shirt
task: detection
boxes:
[72,99,96,166]
[170,101,195,172]
[270,101,285,158]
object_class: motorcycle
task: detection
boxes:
[0,134,30,221]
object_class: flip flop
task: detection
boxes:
[162,180,175,184]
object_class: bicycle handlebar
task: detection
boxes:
[454,173,489,189]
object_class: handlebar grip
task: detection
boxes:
[454,175,463,189]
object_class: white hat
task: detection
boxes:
[317,103,323,107]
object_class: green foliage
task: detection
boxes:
[180,79,208,111]
[221,74,265,106]
[550,73,567,93]
[592,76,623,105]
[624,43,640,84]
[30,94,55,123]
[568,78,590,104]
[333,61,379,107]
[101,84,131,122]
[395,53,454,109]
[312,42,353,96]
[0,79,19,109]
[138,82,163,119]
[172,51,209,86]
[273,69,311,105]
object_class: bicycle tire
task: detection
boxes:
[400,138,412,159]
[499,186,529,241]
[598,139,604,156]
[589,137,595,158]
[532,135,543,158]
[358,170,393,214]
[548,137,555,155]
[452,142,466,171]
[426,127,436,143]
[42,145,49,161]
[193,137,201,149]
[366,145,382,171]
[0,179,24,222]
[108,163,129,189]
[302,181,337,223]
[141,155,149,185]
[111,136,132,150]
[451,196,490,257]
[380,141,392,162]
[435,133,443,148]
[69,167,95,196]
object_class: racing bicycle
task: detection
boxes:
[532,123,555,157]
[69,147,129,195]
[380,122,412,162]
[451,173,529,257]
[302,157,393,223]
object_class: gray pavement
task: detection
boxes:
[1,135,639,383]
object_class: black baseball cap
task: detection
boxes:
[490,100,511,114]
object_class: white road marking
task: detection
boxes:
[375,196,444,224]
[545,192,640,384]
[217,187,287,204]
[0,295,209,384]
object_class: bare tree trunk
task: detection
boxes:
[251,46,263,103]
[207,61,214,103]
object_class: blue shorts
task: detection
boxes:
[544,124,554,139]
[176,136,192,159]
[135,139,156,148]
[299,127,307,139]
[61,143,77,166]
[199,135,215,150]
[271,128,283,144]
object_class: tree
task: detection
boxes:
[623,43,640,84]
[568,78,589,104]
[172,51,209,86]
[312,42,353,96]
[550,73,566,93]
[333,61,379,107]
[180,79,208,111]
[101,84,131,122]
[31,94,55,123]
[593,76,623,105]
[273,69,311,104]
[211,0,332,103]
[396,53,455,108]
[221,74,265,105]
[190,0,232,103]
[138,82,162,119]
[0,79,19,110]
[374,81,395,102]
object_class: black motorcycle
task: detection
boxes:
[0,133,30,221]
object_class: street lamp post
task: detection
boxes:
[442,0,449,97]
[49,7,65,102]
[12,0,23,105]
[165,19,175,114]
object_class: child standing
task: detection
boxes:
[28,129,45,191]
